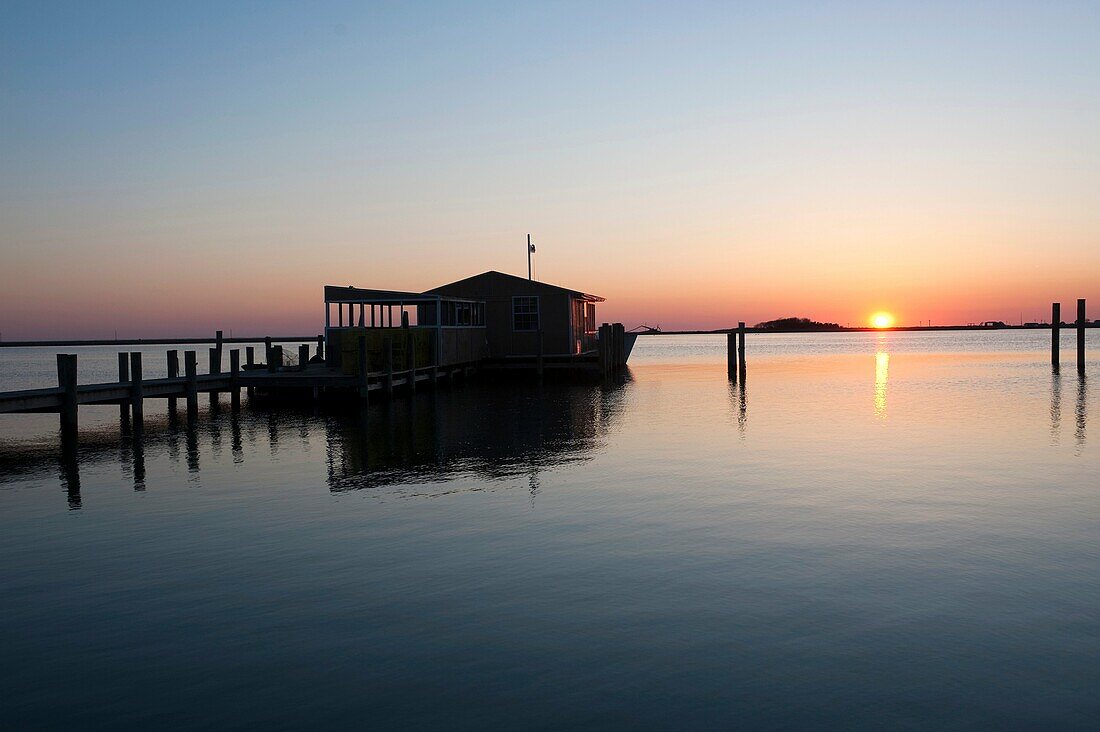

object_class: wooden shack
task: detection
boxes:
[427,271,604,358]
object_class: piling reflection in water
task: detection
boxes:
[0,381,630,508]
[1075,376,1087,453]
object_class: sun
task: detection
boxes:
[870,311,895,329]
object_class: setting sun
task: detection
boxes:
[870,312,896,329]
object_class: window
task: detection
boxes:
[513,296,540,331]
[585,302,596,333]
[441,301,485,326]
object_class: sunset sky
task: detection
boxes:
[2,1,1099,338]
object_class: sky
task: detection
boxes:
[2,1,1099,338]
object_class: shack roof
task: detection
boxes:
[428,271,605,302]
[323,285,478,304]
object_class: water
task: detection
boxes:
[1,332,1098,729]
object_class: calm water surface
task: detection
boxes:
[1,332,1098,729]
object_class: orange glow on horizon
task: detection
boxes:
[870,312,896,329]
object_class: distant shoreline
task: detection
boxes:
[2,323,1096,348]
[0,336,319,348]
[643,323,1099,335]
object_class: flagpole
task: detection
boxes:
[527,233,532,280]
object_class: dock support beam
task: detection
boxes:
[537,329,544,380]
[357,335,369,403]
[246,346,254,367]
[299,344,309,372]
[316,334,324,361]
[727,332,737,382]
[57,354,78,434]
[167,350,179,413]
[184,350,198,418]
[265,337,274,372]
[1052,302,1061,371]
[129,352,144,424]
[408,336,417,393]
[118,352,130,420]
[1078,299,1087,375]
[738,322,747,380]
[230,348,240,411]
[384,336,394,397]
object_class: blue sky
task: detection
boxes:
[2,1,1099,336]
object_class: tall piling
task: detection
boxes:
[118,352,130,420]
[738,322,747,379]
[129,352,144,423]
[57,354,78,433]
[167,350,179,413]
[230,349,240,410]
[209,347,220,374]
[408,336,417,393]
[184,350,198,418]
[316,334,325,361]
[357,335,370,403]
[537,329,545,380]
[384,336,394,397]
[1052,302,1061,370]
[1078,299,1087,374]
[264,337,274,372]
[298,344,309,372]
[727,332,737,382]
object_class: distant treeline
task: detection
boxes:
[754,317,842,331]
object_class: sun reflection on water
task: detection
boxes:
[874,350,889,418]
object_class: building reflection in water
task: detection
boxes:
[326,381,627,496]
[1,380,629,509]
[874,350,889,418]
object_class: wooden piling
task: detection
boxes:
[357,335,369,402]
[1078,299,1086,374]
[215,330,223,364]
[57,354,78,433]
[298,344,309,372]
[272,345,283,370]
[1052,302,1061,370]
[230,348,240,410]
[613,323,625,370]
[246,346,255,367]
[384,336,394,397]
[727,332,737,382]
[209,347,220,374]
[118,352,130,419]
[264,337,273,372]
[184,350,198,417]
[737,322,746,378]
[537,329,544,379]
[429,334,439,385]
[408,334,417,393]
[129,351,143,422]
[167,350,179,412]
[316,334,324,361]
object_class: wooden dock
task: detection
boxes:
[0,343,480,434]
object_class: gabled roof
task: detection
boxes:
[428,271,605,302]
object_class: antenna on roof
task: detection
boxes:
[527,233,535,280]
